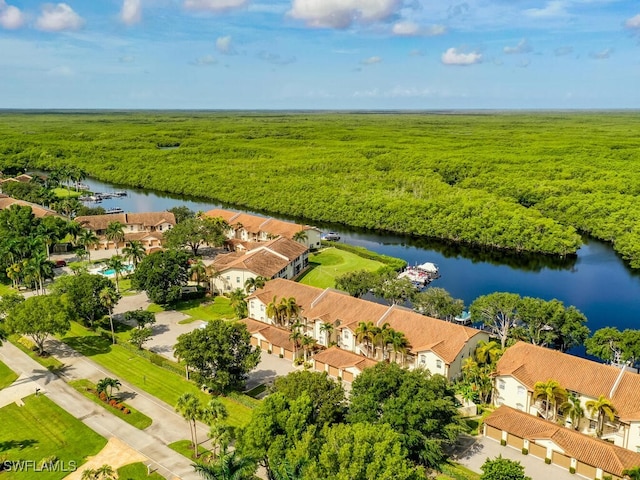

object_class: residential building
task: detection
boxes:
[245,278,488,381]
[204,208,322,250]
[0,196,61,218]
[494,342,640,453]
[484,406,640,479]
[209,237,308,293]
[75,211,176,252]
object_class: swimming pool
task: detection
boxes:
[101,264,134,276]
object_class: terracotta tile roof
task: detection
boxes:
[247,279,485,363]
[313,346,378,372]
[76,212,176,231]
[485,406,640,477]
[211,238,306,278]
[123,231,164,242]
[14,174,33,183]
[240,318,295,350]
[204,208,319,239]
[0,197,62,218]
[496,342,640,420]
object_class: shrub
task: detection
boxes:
[267,349,272,354]
[500,439,507,446]
[109,399,118,407]
[522,448,528,455]
[293,358,304,366]
[279,354,283,358]
[99,391,107,402]
[545,457,551,465]
[569,467,575,474]
[123,408,130,414]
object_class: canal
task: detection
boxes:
[81,176,640,336]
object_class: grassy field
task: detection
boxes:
[8,336,65,372]
[436,463,481,480]
[68,379,153,430]
[0,280,16,297]
[0,360,18,390]
[52,187,81,199]
[148,296,235,323]
[168,440,210,461]
[60,322,253,428]
[117,462,165,480]
[298,247,385,288]
[0,394,107,480]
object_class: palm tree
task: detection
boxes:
[96,378,110,399]
[301,335,316,362]
[266,295,285,326]
[586,395,617,437]
[176,393,203,458]
[388,329,409,365]
[244,275,267,293]
[105,221,125,254]
[623,466,640,480]
[373,322,391,360]
[27,251,55,295]
[81,465,116,480]
[104,378,121,399]
[202,398,228,425]
[106,255,126,293]
[228,288,248,319]
[189,258,208,287]
[289,329,302,359]
[533,379,568,421]
[208,420,232,461]
[122,240,146,268]
[319,322,334,346]
[99,286,121,344]
[192,451,256,480]
[475,340,503,366]
[78,229,99,261]
[355,321,376,358]
[280,297,300,327]
[292,229,308,244]
[69,167,86,192]
[559,393,584,430]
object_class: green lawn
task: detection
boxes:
[148,296,235,323]
[52,187,81,198]
[297,247,385,289]
[0,360,18,390]
[117,462,165,480]
[436,463,481,480]
[60,322,253,428]
[117,278,138,297]
[0,280,16,297]
[0,394,107,480]
[168,440,210,461]
[68,379,153,430]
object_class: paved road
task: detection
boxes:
[0,341,208,480]
[454,435,577,480]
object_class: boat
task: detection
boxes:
[397,262,440,288]
[454,311,472,326]
[105,207,124,214]
[112,191,127,197]
[322,232,340,241]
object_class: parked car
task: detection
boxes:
[321,232,340,241]
[55,260,67,268]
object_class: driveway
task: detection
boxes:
[245,351,297,391]
[454,435,577,480]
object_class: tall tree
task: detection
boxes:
[585,327,624,364]
[470,292,521,348]
[52,273,115,327]
[77,229,99,261]
[413,287,465,321]
[292,230,308,244]
[131,249,190,304]
[99,286,121,344]
[192,451,256,480]
[163,216,228,256]
[5,294,70,355]
[105,255,126,293]
[559,393,584,430]
[174,319,260,393]
[480,456,531,480]
[586,395,617,438]
[244,275,267,293]
[189,259,208,288]
[105,221,125,254]
[176,393,203,459]
[228,288,248,319]
[122,240,146,268]
[532,379,567,421]
[335,269,377,298]
[168,205,195,224]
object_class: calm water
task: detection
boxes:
[82,177,640,335]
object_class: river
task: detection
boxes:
[81,177,640,336]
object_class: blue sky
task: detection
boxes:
[0,0,639,109]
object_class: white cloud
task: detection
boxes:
[121,0,142,25]
[441,47,482,65]
[589,48,612,60]
[0,1,25,29]
[288,0,401,29]
[192,55,217,66]
[392,21,446,37]
[36,3,84,32]
[258,51,296,65]
[47,66,74,77]
[216,35,236,54]
[525,0,568,18]
[504,39,532,54]
[361,56,381,65]
[184,0,249,12]
[554,46,573,56]
[625,14,640,30]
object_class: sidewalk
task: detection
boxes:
[0,341,205,480]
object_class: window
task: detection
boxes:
[498,380,506,390]
[236,277,240,283]
[636,446,640,453]
[419,355,426,366]
[436,360,442,369]
[260,304,264,311]
[517,386,525,396]
[226,275,230,281]
[158,225,162,231]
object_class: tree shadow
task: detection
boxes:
[116,391,137,401]
[59,336,112,357]
[0,439,39,451]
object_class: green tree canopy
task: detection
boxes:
[51,273,114,327]
[347,362,463,468]
[174,319,260,393]
[335,270,378,298]
[413,287,465,321]
[131,249,190,304]
[470,293,521,349]
[163,216,228,256]
[480,456,531,480]
[5,294,70,355]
